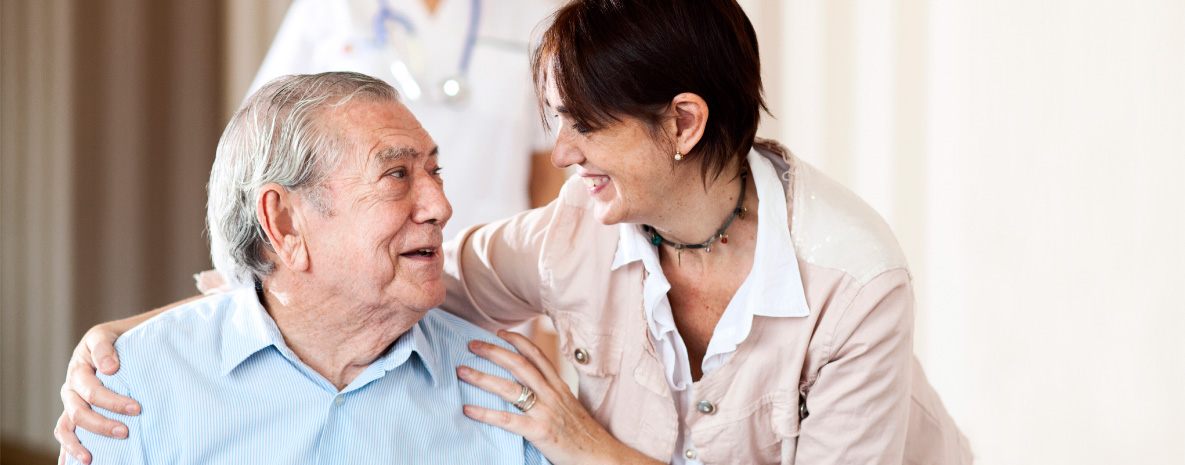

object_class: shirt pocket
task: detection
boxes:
[550,312,623,419]
[715,395,802,465]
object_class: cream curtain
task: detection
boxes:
[745,0,1185,463]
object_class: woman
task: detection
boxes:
[57,1,972,464]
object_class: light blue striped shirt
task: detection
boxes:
[69,287,548,465]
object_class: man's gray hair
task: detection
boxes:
[208,72,399,286]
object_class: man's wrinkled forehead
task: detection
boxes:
[322,101,435,167]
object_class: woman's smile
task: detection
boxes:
[580,173,611,195]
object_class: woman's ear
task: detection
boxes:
[671,92,709,155]
[256,183,310,272]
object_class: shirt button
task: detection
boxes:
[573,348,589,364]
[697,400,716,415]
[684,449,697,459]
[334,395,344,406]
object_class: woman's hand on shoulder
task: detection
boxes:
[56,321,140,464]
[458,331,663,465]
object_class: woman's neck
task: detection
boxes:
[639,158,759,271]
[647,162,750,245]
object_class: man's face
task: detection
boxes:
[300,100,452,314]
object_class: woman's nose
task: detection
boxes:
[550,134,584,169]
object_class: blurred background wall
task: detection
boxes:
[2,0,283,462]
[740,2,1185,464]
[2,0,1183,464]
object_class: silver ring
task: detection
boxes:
[512,385,537,412]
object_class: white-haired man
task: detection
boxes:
[65,72,547,464]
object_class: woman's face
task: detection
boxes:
[545,80,684,226]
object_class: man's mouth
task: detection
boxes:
[401,247,438,258]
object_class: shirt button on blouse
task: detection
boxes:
[684,448,697,459]
[573,348,589,364]
[697,400,716,415]
[333,395,344,407]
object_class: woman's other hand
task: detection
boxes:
[52,294,206,464]
[458,331,662,465]
[55,323,139,464]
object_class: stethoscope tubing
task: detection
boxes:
[373,0,482,76]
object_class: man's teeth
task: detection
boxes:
[583,176,609,188]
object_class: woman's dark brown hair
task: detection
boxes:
[533,0,768,182]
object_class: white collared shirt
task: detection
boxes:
[611,148,811,464]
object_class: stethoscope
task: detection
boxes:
[372,0,481,105]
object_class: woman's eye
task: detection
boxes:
[572,123,591,134]
[430,166,443,176]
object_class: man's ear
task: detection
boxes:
[257,183,310,272]
[670,92,709,155]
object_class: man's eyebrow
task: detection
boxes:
[375,144,437,162]
[375,146,418,163]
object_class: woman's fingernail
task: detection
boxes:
[125,404,139,415]
[100,357,116,372]
[457,366,470,376]
[112,425,127,437]
[469,340,483,351]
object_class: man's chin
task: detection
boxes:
[405,282,447,313]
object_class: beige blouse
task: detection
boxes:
[441,139,973,464]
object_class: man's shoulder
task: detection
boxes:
[419,309,517,353]
[118,290,245,349]
[112,289,253,383]
[417,310,521,381]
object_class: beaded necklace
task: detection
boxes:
[642,167,748,265]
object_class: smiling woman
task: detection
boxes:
[436,1,972,464]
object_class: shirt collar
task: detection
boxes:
[218,287,439,386]
[380,316,439,387]
[610,148,810,320]
[219,287,285,376]
[745,147,810,319]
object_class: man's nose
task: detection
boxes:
[412,172,452,226]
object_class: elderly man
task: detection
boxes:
[66,72,547,464]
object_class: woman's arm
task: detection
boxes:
[55,295,202,465]
[440,187,570,331]
[794,269,916,464]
